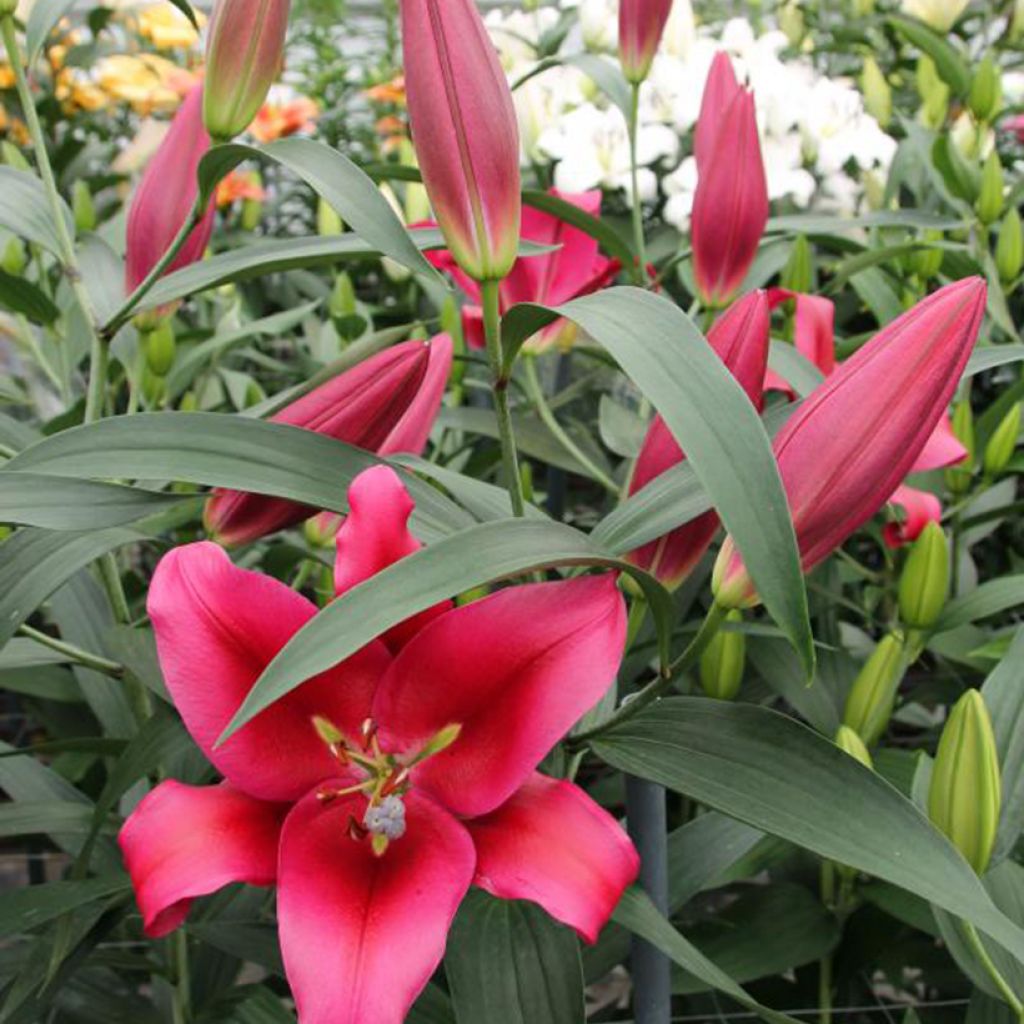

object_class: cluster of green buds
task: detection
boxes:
[699,609,746,701]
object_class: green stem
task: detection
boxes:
[171,931,191,1024]
[480,279,526,517]
[819,860,836,1024]
[18,624,124,678]
[572,601,730,745]
[523,355,617,494]
[627,82,647,286]
[961,920,1024,1020]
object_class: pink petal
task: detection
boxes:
[334,466,452,650]
[466,773,639,943]
[694,51,741,170]
[374,575,627,818]
[380,333,454,456]
[119,781,285,938]
[884,484,943,548]
[278,787,475,1024]
[913,413,968,472]
[149,542,391,801]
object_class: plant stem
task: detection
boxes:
[18,624,124,678]
[819,859,836,1024]
[961,920,1024,1020]
[171,931,191,1024]
[480,279,526,517]
[627,82,647,285]
[523,355,618,494]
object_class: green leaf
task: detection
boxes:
[446,891,584,1024]
[765,210,962,234]
[767,341,825,398]
[564,53,632,117]
[0,270,60,324]
[25,0,77,64]
[0,878,130,940]
[0,638,72,669]
[0,801,112,838]
[966,347,1024,378]
[889,15,971,95]
[0,168,74,255]
[593,698,1024,963]
[197,140,442,285]
[0,474,186,530]
[504,287,813,675]
[938,577,1024,632]
[0,528,139,649]
[522,188,634,267]
[613,888,802,1024]
[166,0,198,29]
[219,518,675,742]
[3,412,471,543]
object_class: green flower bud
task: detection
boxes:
[834,725,873,770]
[1,236,26,276]
[328,272,357,320]
[699,610,746,701]
[779,1,804,45]
[781,235,813,294]
[179,391,198,412]
[983,403,1021,476]
[997,207,1023,284]
[240,172,264,231]
[928,690,1001,875]
[317,197,344,237]
[861,56,892,128]
[910,230,944,280]
[917,57,950,128]
[842,633,907,747]
[977,151,1005,226]
[944,399,975,495]
[898,521,950,631]
[71,181,96,234]
[968,56,1002,124]
[143,320,176,377]
[141,364,165,405]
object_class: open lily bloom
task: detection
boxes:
[121,465,636,1024]
[426,188,620,351]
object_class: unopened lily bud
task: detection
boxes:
[842,633,906,747]
[983,403,1021,476]
[835,725,873,770]
[241,172,264,230]
[944,399,975,494]
[328,272,357,320]
[998,207,1023,284]
[141,364,165,405]
[898,521,949,631]
[977,152,1005,225]
[917,57,949,128]
[779,1,805,45]
[144,320,176,377]
[969,56,1002,124]
[317,197,344,236]
[910,230,944,280]
[72,180,96,233]
[699,610,746,701]
[928,690,1001,875]
[179,391,199,412]
[861,56,892,128]
[1,236,26,275]
[901,0,970,32]
[618,0,673,83]
[781,235,813,294]
[203,0,291,142]
[304,511,341,549]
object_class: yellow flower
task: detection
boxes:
[97,54,195,115]
[0,64,15,89]
[55,68,109,113]
[135,3,205,49]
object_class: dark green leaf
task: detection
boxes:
[889,16,971,95]
[938,577,1024,632]
[0,801,113,838]
[0,270,60,324]
[0,878,130,940]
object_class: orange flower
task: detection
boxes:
[365,74,406,106]
[216,169,267,208]
[375,114,408,153]
[0,64,15,89]
[248,96,319,143]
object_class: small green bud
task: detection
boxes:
[179,391,198,412]
[977,151,1005,226]
[968,56,1002,124]
[140,364,165,405]
[842,633,906,747]
[699,610,746,701]
[71,181,96,234]
[1,236,26,275]
[0,0,18,17]
[143,320,176,377]
[244,380,266,408]
[997,207,1023,284]
[328,272,357,320]
[917,57,950,128]
[317,197,344,237]
[779,1,804,45]
[944,399,975,495]
[304,511,341,549]
[861,56,892,128]
[780,235,813,294]
[834,725,874,770]
[928,690,1001,875]
[240,173,264,231]
[909,230,944,280]
[898,522,950,631]
[1,141,29,171]
[983,403,1021,476]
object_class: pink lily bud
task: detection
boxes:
[125,85,216,299]
[204,335,453,545]
[694,51,740,169]
[203,0,291,142]
[626,291,770,588]
[713,278,987,608]
[618,0,674,84]
[401,0,521,282]
[691,55,768,309]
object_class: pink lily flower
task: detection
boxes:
[618,0,674,83]
[713,278,986,607]
[626,291,770,588]
[125,84,216,301]
[691,53,769,308]
[426,189,621,351]
[402,0,521,282]
[121,465,637,1024]
[204,335,453,545]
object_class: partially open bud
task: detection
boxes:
[699,610,746,701]
[968,55,1002,124]
[944,398,975,495]
[928,690,1001,875]
[618,0,674,84]
[834,725,873,770]
[842,634,906,747]
[977,151,1005,226]
[983,402,1021,476]
[203,0,291,142]
[898,521,950,631]
[996,207,1023,284]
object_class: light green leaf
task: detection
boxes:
[767,341,825,398]
[0,168,74,255]
[889,15,971,95]
[938,577,1024,632]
